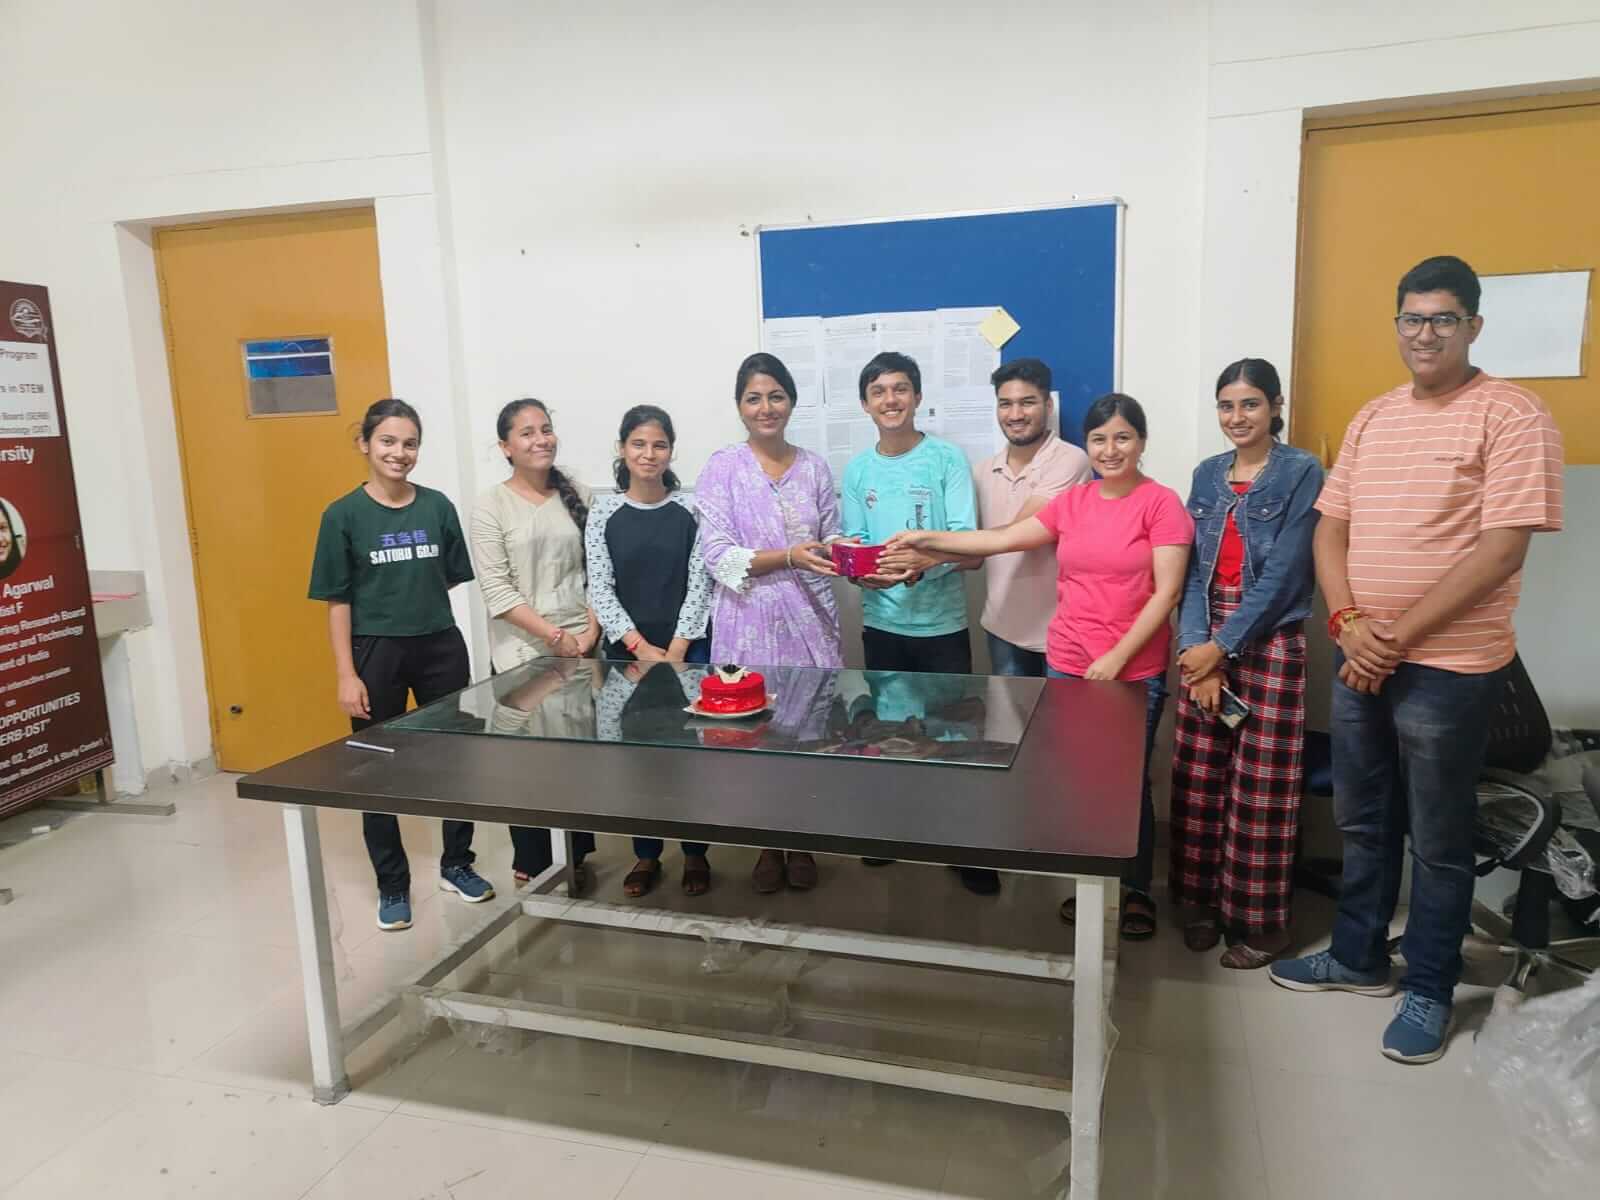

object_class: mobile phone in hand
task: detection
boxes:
[1217,686,1251,729]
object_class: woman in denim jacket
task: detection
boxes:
[1170,359,1323,968]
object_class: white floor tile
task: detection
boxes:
[1,1074,385,1200]
[0,1052,149,1192]
[619,1153,911,1199]
[1253,1064,1525,1200]
[299,1111,641,1200]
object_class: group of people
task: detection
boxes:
[309,252,1565,1065]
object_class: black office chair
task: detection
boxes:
[1418,656,1599,994]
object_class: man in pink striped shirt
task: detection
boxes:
[1270,255,1564,1064]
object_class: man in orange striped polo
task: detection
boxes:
[1270,255,1564,1064]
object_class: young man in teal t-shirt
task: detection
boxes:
[841,352,993,892]
[841,351,979,673]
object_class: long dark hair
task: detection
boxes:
[1214,358,1285,436]
[496,398,588,530]
[613,405,681,493]
[359,397,421,442]
[0,499,21,579]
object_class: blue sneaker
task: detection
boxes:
[1269,948,1395,996]
[1382,992,1452,1064]
[376,893,412,931]
[439,864,495,903]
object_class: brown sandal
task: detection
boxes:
[623,859,661,898]
[1183,915,1222,953]
[752,849,786,894]
[1220,935,1289,970]
[785,852,818,891]
[682,855,712,897]
[1120,893,1158,941]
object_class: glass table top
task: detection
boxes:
[389,659,1046,769]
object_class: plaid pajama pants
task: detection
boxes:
[1169,584,1306,934]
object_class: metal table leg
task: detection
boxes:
[283,803,350,1104]
[1069,875,1111,1199]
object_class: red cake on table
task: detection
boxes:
[697,664,768,715]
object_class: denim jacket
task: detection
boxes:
[1176,441,1323,656]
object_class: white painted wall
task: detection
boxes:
[431,0,1211,496]
[3,0,1597,775]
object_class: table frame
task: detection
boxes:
[283,805,1118,1199]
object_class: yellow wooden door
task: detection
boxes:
[157,209,392,771]
[1295,93,1599,465]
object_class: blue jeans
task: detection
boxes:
[986,632,1047,678]
[1048,668,1168,894]
[1328,658,1504,1003]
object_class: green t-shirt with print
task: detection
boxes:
[308,484,474,636]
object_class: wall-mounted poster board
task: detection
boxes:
[0,281,113,817]
[756,201,1122,476]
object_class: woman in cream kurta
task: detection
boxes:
[470,399,600,885]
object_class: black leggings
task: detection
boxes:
[351,628,474,894]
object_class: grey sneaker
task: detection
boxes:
[1269,948,1395,996]
[1382,992,1452,1064]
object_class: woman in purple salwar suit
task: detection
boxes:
[695,352,844,893]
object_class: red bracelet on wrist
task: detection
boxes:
[1327,606,1364,640]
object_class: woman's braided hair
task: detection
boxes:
[496,398,588,530]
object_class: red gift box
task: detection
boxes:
[831,542,885,578]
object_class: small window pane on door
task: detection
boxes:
[243,337,335,415]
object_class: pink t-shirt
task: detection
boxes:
[1034,479,1194,680]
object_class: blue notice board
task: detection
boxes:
[757,203,1121,446]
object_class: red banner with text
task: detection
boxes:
[0,281,113,817]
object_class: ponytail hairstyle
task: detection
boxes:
[496,398,588,531]
[359,397,422,443]
[1214,358,1285,437]
[613,404,682,493]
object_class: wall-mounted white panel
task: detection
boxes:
[1475,270,1590,379]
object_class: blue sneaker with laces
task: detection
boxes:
[1269,948,1395,996]
[1382,992,1452,1064]
[376,893,412,931]
[439,864,495,903]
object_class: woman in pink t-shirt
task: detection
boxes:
[884,394,1192,938]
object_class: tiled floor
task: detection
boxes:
[0,773,1570,1198]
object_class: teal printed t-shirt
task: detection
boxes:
[308,484,474,636]
[840,434,977,638]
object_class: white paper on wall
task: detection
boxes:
[1473,270,1591,379]
[762,306,1004,484]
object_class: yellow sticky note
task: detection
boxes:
[978,307,1021,350]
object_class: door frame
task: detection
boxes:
[112,195,483,777]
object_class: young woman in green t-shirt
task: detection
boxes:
[307,398,493,932]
